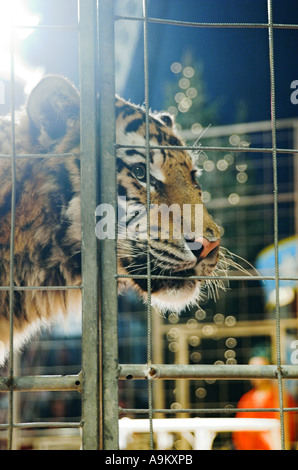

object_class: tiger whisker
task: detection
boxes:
[201,246,259,302]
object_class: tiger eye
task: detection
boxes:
[132,164,146,181]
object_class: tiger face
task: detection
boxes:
[115,98,221,313]
[0,75,220,360]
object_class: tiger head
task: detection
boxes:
[27,76,221,315]
[115,98,221,313]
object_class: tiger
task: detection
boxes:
[0,75,221,363]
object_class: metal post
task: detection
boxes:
[79,0,101,450]
[267,0,285,450]
[97,0,119,450]
[79,0,118,450]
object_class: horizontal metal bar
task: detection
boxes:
[0,422,81,430]
[182,118,298,140]
[0,152,80,159]
[120,407,298,414]
[0,286,82,291]
[115,15,298,30]
[116,144,298,155]
[1,146,294,160]
[14,25,79,31]
[0,374,82,392]
[116,274,298,281]
[119,364,298,380]
[0,146,293,160]
[2,143,298,158]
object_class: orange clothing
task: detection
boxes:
[233,387,297,450]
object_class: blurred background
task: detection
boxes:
[0,0,297,450]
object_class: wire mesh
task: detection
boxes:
[1,0,298,452]
[115,0,298,451]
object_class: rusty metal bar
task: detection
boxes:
[119,364,298,380]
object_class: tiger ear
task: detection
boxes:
[27,75,80,143]
[158,112,175,129]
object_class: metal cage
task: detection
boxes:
[1,0,298,451]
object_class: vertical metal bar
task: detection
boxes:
[293,122,298,240]
[176,331,190,418]
[97,0,119,450]
[152,312,165,419]
[142,0,154,450]
[293,123,298,330]
[267,0,285,450]
[79,0,101,450]
[8,17,16,452]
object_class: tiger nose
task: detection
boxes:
[195,236,220,259]
[185,236,220,260]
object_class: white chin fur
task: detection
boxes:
[150,282,202,314]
